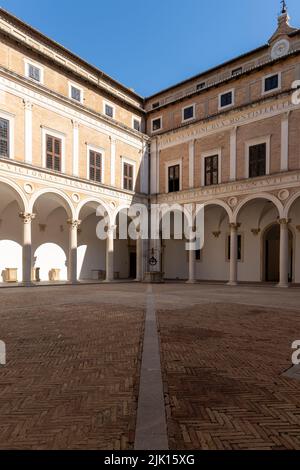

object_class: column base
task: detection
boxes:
[22,281,35,287]
[227,281,238,286]
[277,282,290,288]
[186,279,197,284]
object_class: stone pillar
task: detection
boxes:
[67,219,81,284]
[136,235,143,282]
[24,100,33,164]
[278,218,290,288]
[105,225,116,282]
[19,212,36,286]
[187,247,196,284]
[228,223,239,286]
[280,112,290,172]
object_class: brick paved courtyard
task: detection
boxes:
[0,283,300,450]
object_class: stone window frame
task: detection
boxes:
[182,103,196,123]
[121,156,136,192]
[200,148,222,187]
[262,72,282,96]
[41,126,66,173]
[86,144,105,183]
[0,109,14,160]
[24,58,44,84]
[132,115,141,132]
[218,88,235,111]
[103,100,116,119]
[151,116,163,133]
[68,81,84,104]
[244,136,271,179]
[165,159,182,194]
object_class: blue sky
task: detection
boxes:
[1,0,300,96]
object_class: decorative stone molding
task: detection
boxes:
[228,197,238,208]
[72,193,80,203]
[67,219,82,229]
[19,212,36,224]
[251,228,261,236]
[278,218,290,225]
[24,183,34,194]
[212,231,221,238]
[278,189,290,201]
[229,223,241,230]
[23,99,33,110]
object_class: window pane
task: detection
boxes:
[28,64,41,82]
[71,86,81,102]
[105,104,114,118]
[168,165,180,193]
[183,106,194,121]
[0,118,9,158]
[220,92,233,107]
[152,118,161,131]
[249,143,266,178]
[133,119,141,131]
[265,75,279,92]
[205,155,218,186]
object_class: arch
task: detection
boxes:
[112,203,132,225]
[0,240,22,283]
[262,222,294,283]
[203,199,233,221]
[284,191,300,218]
[34,243,68,281]
[234,193,283,222]
[0,177,28,213]
[29,188,75,219]
[76,197,112,223]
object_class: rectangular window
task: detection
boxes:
[71,85,82,102]
[228,234,242,261]
[219,91,233,108]
[152,117,162,132]
[264,74,279,93]
[152,102,160,109]
[46,135,62,172]
[204,155,219,186]
[0,118,9,158]
[196,82,206,91]
[249,143,266,178]
[89,150,102,183]
[168,164,180,193]
[232,67,242,77]
[133,118,141,132]
[182,105,195,122]
[123,162,134,191]
[105,104,114,118]
[28,64,41,82]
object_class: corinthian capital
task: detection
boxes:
[19,212,36,224]
[67,219,81,229]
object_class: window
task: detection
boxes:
[168,164,180,193]
[182,105,195,122]
[232,67,242,77]
[152,102,160,109]
[227,234,242,261]
[196,82,206,91]
[249,143,266,178]
[152,117,162,132]
[89,150,102,183]
[104,103,115,118]
[204,155,219,186]
[123,162,134,191]
[70,85,82,102]
[46,135,62,172]
[28,64,41,82]
[219,90,234,109]
[264,74,280,93]
[0,118,9,158]
[133,118,141,132]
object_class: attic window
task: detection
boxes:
[152,102,160,109]
[196,82,206,91]
[232,67,242,77]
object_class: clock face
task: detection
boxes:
[271,39,290,59]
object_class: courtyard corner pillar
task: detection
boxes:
[278,218,290,288]
[67,219,81,284]
[106,225,116,282]
[187,247,196,284]
[136,235,143,282]
[228,223,239,286]
[19,212,36,286]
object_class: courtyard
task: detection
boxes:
[0,283,300,450]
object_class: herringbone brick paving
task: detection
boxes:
[0,287,144,449]
[158,303,300,450]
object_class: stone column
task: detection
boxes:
[67,219,81,284]
[187,247,196,284]
[24,100,33,164]
[228,223,239,286]
[105,225,116,282]
[19,212,36,286]
[278,218,290,288]
[136,235,143,282]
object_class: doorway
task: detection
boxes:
[129,252,137,279]
[264,224,293,282]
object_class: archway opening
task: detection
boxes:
[264,224,293,283]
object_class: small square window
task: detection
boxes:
[28,64,41,82]
[220,91,233,108]
[183,105,195,122]
[71,85,82,102]
[264,74,279,93]
[152,117,162,132]
[196,82,206,91]
[133,118,141,132]
[105,104,114,118]
[232,67,242,77]
[152,102,160,109]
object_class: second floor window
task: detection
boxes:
[0,118,9,158]
[133,118,141,132]
[105,104,114,118]
[46,135,62,172]
[71,85,82,102]
[220,90,233,109]
[123,162,134,191]
[168,164,180,193]
[249,143,266,178]
[183,105,195,122]
[264,74,279,93]
[152,117,162,132]
[89,150,102,183]
[205,155,219,186]
[28,64,41,82]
